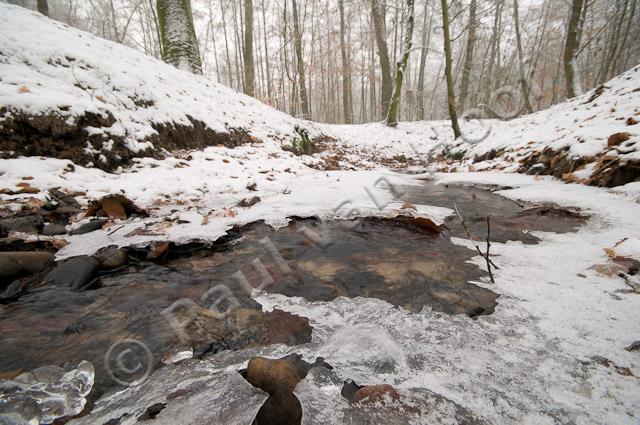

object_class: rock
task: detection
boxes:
[69,219,107,235]
[245,356,304,425]
[95,246,128,269]
[237,196,261,208]
[0,216,44,236]
[626,341,640,352]
[42,223,67,236]
[137,403,167,421]
[626,117,638,126]
[351,384,400,405]
[0,251,54,279]
[44,256,99,290]
[607,132,632,147]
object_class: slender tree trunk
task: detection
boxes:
[513,0,533,113]
[338,0,352,124]
[417,3,434,120]
[243,0,255,96]
[370,0,393,119]
[385,0,415,127]
[291,0,310,119]
[440,0,461,138]
[483,0,503,104]
[261,0,272,102]
[157,0,202,74]
[458,0,477,111]
[564,0,585,98]
[37,0,49,17]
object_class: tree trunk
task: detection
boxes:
[417,3,434,120]
[483,0,503,104]
[37,0,49,17]
[513,0,533,113]
[338,0,352,124]
[291,0,310,119]
[440,0,461,138]
[458,0,477,111]
[385,0,415,127]
[370,0,393,119]
[243,0,255,96]
[157,0,202,74]
[563,0,585,98]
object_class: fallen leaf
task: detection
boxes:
[18,85,30,94]
[101,197,126,219]
[147,242,170,259]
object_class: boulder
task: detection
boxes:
[44,256,99,290]
[41,224,67,236]
[245,356,304,425]
[0,251,54,279]
[69,219,107,235]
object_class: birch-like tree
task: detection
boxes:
[157,0,202,74]
[385,0,415,127]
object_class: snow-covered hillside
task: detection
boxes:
[0,3,308,170]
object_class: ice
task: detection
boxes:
[0,361,94,424]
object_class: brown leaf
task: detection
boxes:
[96,95,107,103]
[401,201,417,211]
[147,242,170,259]
[101,197,126,219]
[18,85,30,94]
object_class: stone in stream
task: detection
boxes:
[626,341,640,352]
[0,251,54,279]
[44,256,99,290]
[244,355,328,425]
[94,245,128,269]
[41,223,67,236]
[69,219,107,235]
[0,216,44,236]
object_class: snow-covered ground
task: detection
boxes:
[1,3,639,424]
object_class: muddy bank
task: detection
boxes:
[0,108,257,171]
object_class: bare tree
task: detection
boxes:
[564,0,585,98]
[440,0,461,138]
[458,0,477,111]
[386,0,415,127]
[370,0,393,119]
[339,0,352,124]
[513,0,534,113]
[243,0,255,96]
[291,0,310,119]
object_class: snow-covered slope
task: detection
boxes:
[0,3,308,170]
[449,66,640,187]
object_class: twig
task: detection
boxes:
[454,203,498,283]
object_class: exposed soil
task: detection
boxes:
[0,108,256,171]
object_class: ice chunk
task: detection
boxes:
[0,360,94,424]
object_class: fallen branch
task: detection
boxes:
[454,203,498,283]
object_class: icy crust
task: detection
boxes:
[68,359,267,425]
[0,361,94,424]
[0,3,308,155]
[0,148,447,259]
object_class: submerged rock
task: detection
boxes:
[0,251,54,280]
[44,256,99,290]
[0,216,44,236]
[0,360,94,424]
[69,219,107,235]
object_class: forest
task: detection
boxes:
[9,0,640,124]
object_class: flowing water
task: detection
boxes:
[0,182,586,420]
